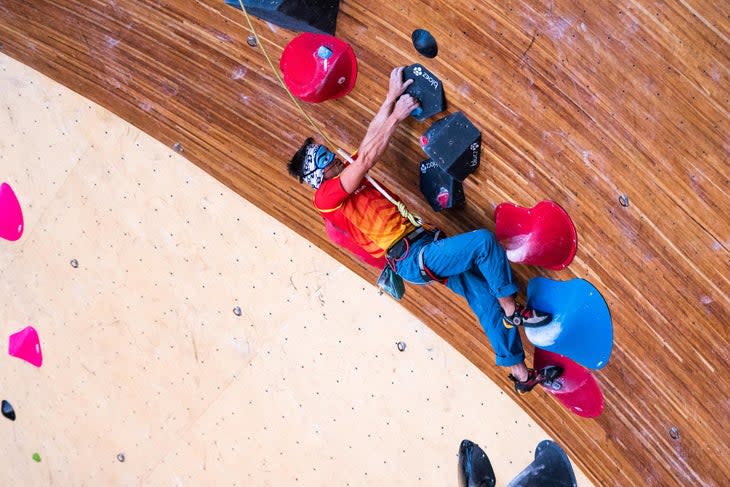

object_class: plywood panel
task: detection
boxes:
[0,1,727,485]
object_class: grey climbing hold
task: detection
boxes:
[1,400,15,421]
[233,306,242,316]
[618,194,629,207]
[247,35,257,47]
[396,341,406,352]
[669,427,680,440]
[172,142,184,153]
[117,453,126,462]
[70,258,79,268]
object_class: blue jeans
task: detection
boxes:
[394,229,524,366]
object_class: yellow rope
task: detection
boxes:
[235,0,422,227]
[235,0,335,148]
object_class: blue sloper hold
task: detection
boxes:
[458,439,496,487]
[525,277,614,369]
[1,400,15,421]
[412,29,438,58]
[506,440,577,487]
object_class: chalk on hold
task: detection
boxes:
[411,29,438,58]
[8,326,43,367]
[403,64,445,121]
[494,200,577,270]
[1,400,15,421]
[224,0,341,36]
[525,277,613,370]
[0,182,24,241]
[420,112,481,181]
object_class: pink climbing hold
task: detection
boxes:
[8,326,43,367]
[436,188,451,209]
[0,182,24,241]
[494,200,577,270]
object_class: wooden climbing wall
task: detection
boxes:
[0,1,727,485]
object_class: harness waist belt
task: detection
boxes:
[387,227,432,260]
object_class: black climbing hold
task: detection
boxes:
[403,64,446,121]
[458,439,496,487]
[117,453,126,462]
[246,35,258,47]
[420,112,481,181]
[411,29,437,58]
[70,258,79,268]
[506,440,576,487]
[669,427,680,440]
[419,159,465,212]
[233,306,242,316]
[224,0,341,36]
[172,142,184,153]
[618,194,629,207]
[396,341,406,352]
[1,400,15,421]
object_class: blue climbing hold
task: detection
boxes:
[525,277,613,369]
[506,440,577,487]
[458,439,496,487]
[317,45,333,59]
[1,400,15,421]
[412,29,438,58]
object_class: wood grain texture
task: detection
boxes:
[1,1,727,485]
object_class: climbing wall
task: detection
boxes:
[0,0,727,485]
[0,54,591,486]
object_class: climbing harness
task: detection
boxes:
[383,227,447,287]
[417,244,447,284]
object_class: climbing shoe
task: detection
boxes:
[503,304,552,328]
[508,366,563,395]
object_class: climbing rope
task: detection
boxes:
[235,0,422,227]
[335,149,422,227]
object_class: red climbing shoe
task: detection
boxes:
[503,304,552,328]
[508,366,563,395]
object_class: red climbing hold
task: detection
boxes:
[495,200,577,270]
[280,33,357,103]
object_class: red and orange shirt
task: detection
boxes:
[314,176,415,269]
